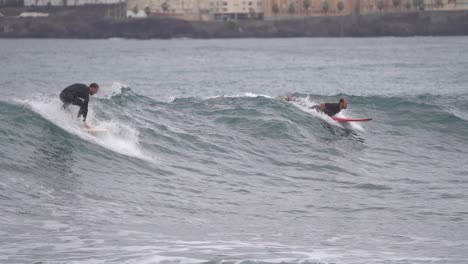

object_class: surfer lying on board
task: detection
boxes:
[280,95,348,117]
[312,97,348,117]
[60,83,99,129]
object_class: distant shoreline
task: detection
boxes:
[1,10,468,39]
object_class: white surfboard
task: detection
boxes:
[83,127,108,133]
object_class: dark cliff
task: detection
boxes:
[1,9,468,38]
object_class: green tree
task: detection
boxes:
[272,2,280,15]
[412,0,424,10]
[162,2,170,12]
[322,0,329,12]
[288,3,296,14]
[62,0,67,6]
[144,6,151,16]
[303,0,311,14]
[377,0,384,11]
[132,5,139,14]
[435,0,443,7]
[405,0,411,9]
[354,0,360,14]
[337,1,344,12]
[249,7,256,18]
[393,0,401,8]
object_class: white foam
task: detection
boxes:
[207,92,273,99]
[134,255,205,264]
[167,96,176,103]
[16,96,151,161]
[89,120,148,160]
[97,81,130,99]
[443,105,468,121]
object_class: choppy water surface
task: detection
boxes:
[1,37,467,263]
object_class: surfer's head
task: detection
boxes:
[339,97,348,109]
[89,83,99,95]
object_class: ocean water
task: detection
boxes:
[1,37,467,264]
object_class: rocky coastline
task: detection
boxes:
[1,9,468,39]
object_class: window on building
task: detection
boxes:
[222,1,227,5]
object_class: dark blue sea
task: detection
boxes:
[1,37,467,263]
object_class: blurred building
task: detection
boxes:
[358,0,468,13]
[24,0,125,6]
[124,0,468,21]
[127,0,212,20]
[210,0,264,20]
[127,0,263,20]
[0,0,23,7]
[22,0,127,19]
[17,0,468,21]
[263,0,468,18]
[263,0,354,18]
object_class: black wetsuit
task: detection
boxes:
[323,103,341,117]
[312,103,341,117]
[59,83,91,122]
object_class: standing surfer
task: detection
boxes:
[59,83,99,129]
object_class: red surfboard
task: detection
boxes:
[332,117,373,122]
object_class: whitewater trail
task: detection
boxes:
[16,95,152,161]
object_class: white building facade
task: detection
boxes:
[209,0,263,20]
[24,0,124,6]
[127,0,212,20]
